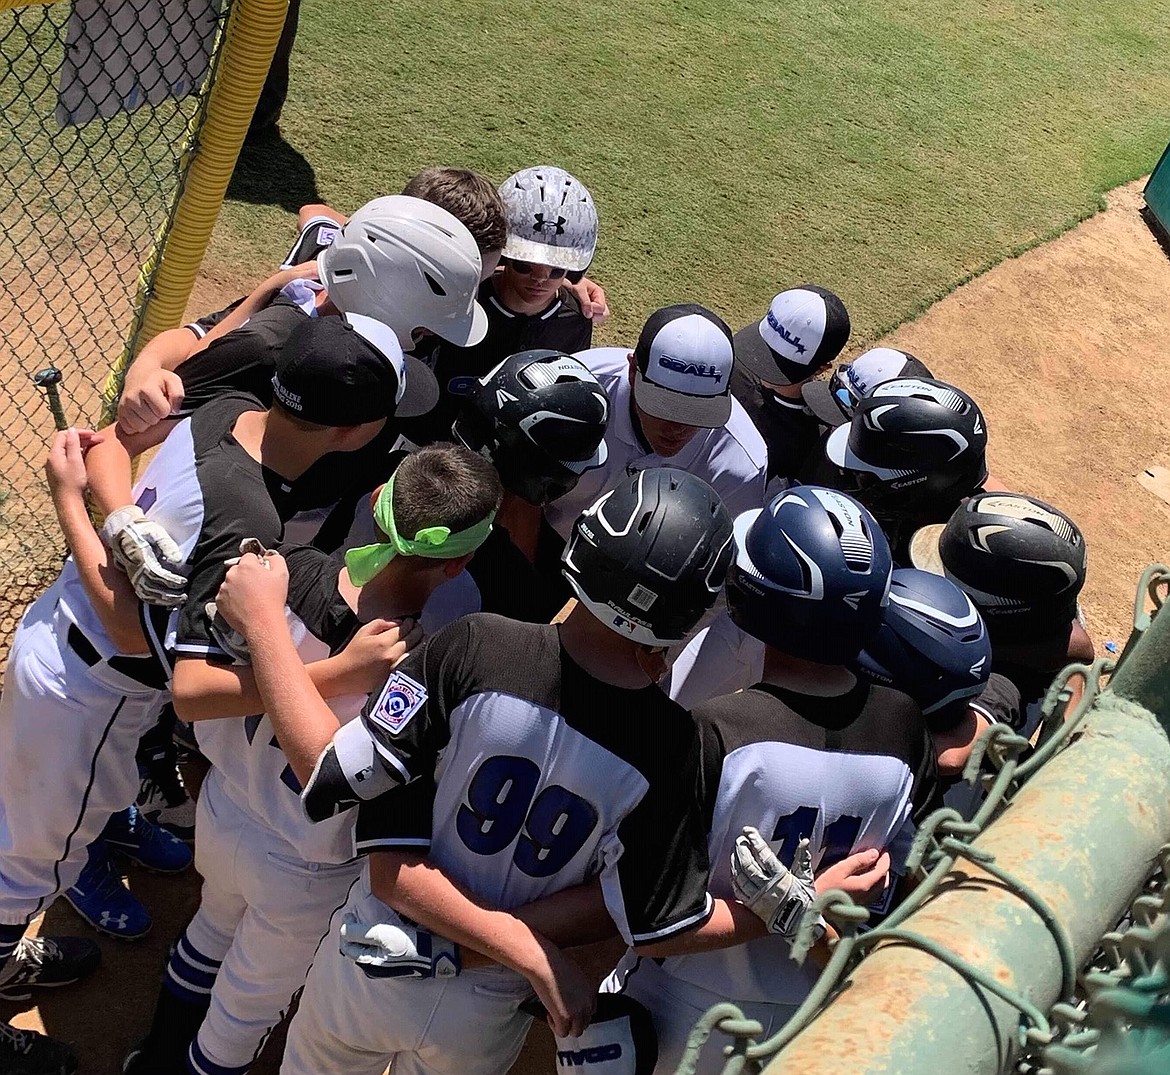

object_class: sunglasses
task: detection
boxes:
[828,364,866,415]
[502,257,585,285]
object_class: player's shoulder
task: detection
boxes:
[970,672,1022,730]
[719,395,769,473]
[426,612,556,669]
[690,685,791,746]
[852,682,929,761]
[279,543,356,649]
[189,390,265,443]
[573,346,630,383]
[555,286,585,318]
[201,297,304,349]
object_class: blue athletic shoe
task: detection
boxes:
[64,843,152,940]
[102,805,193,874]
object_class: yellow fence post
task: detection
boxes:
[102,0,291,414]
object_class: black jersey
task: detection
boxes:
[281,544,361,655]
[465,518,571,623]
[282,216,342,268]
[172,300,403,520]
[415,522,571,627]
[729,332,823,483]
[398,279,593,446]
[130,393,297,666]
[181,214,340,340]
[663,678,929,1003]
[184,296,246,340]
[195,544,367,864]
[351,614,715,945]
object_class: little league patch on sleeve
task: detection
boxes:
[368,672,428,736]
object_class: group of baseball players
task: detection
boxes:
[0,164,1093,1075]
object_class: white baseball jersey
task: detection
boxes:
[662,679,931,1005]
[346,614,715,946]
[280,616,716,1075]
[544,348,768,539]
[664,611,765,709]
[117,392,296,670]
[0,396,282,925]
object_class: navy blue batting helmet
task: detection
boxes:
[726,486,892,662]
[853,568,991,731]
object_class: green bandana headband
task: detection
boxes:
[345,473,496,586]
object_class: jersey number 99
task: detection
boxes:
[456,755,599,878]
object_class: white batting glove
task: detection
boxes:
[101,505,188,606]
[731,827,818,939]
[340,910,460,980]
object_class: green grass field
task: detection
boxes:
[211,0,1170,345]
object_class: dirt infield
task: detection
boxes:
[881,179,1170,649]
[4,180,1170,1071]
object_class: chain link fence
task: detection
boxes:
[0,0,234,674]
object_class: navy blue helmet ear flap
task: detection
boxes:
[853,568,992,730]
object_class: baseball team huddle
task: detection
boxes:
[0,165,1093,1075]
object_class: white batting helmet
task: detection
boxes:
[499,166,597,272]
[318,195,488,350]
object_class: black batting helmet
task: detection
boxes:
[824,378,988,504]
[909,492,1087,634]
[453,350,609,506]
[562,468,734,647]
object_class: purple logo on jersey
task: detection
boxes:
[368,672,427,736]
[136,486,157,512]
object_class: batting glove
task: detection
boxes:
[731,826,818,939]
[339,910,460,980]
[101,506,188,606]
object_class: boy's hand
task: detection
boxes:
[339,909,460,980]
[564,276,610,323]
[525,941,596,1039]
[117,368,185,435]
[215,550,290,635]
[335,618,424,695]
[101,505,189,607]
[815,848,892,906]
[45,427,96,500]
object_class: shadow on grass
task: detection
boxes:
[228,131,322,216]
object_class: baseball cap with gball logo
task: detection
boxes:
[734,285,851,386]
[802,347,934,427]
[633,304,735,428]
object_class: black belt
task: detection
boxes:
[67,624,169,691]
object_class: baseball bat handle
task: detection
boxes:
[33,368,69,431]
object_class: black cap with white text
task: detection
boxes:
[271,314,407,427]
